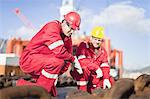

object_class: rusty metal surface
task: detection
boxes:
[52,87,77,99]
[0,85,50,99]
[0,74,150,99]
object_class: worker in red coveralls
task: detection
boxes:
[70,26,114,93]
[16,11,82,96]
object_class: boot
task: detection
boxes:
[17,75,57,96]
[36,75,57,96]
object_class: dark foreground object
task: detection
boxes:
[0,85,50,99]
[0,74,150,99]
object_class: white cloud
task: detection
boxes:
[80,1,150,36]
[79,8,94,33]
[10,2,150,39]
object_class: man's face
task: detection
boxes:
[91,36,104,48]
[62,20,75,37]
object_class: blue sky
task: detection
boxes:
[0,0,150,70]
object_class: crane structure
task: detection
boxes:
[13,8,35,29]
[59,0,75,21]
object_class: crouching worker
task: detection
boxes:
[70,26,114,93]
[16,11,81,97]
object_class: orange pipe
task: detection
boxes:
[110,49,117,67]
[104,38,111,59]
[6,39,13,53]
[118,51,123,78]
[15,40,22,57]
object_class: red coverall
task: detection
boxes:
[17,20,74,96]
[70,42,114,93]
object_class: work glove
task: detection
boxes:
[96,68,103,78]
[103,79,111,89]
[73,56,83,74]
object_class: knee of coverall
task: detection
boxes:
[19,55,33,74]
[43,57,65,74]
[78,59,91,77]
[78,58,92,69]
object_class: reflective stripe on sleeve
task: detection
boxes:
[78,55,86,60]
[48,40,64,50]
[76,81,88,86]
[42,69,58,79]
[100,63,109,67]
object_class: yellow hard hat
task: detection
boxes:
[91,26,105,39]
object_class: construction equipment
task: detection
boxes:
[13,8,35,29]
[110,49,123,79]
[103,38,123,79]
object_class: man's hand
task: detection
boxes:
[103,79,111,89]
[96,68,103,78]
[73,56,83,74]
